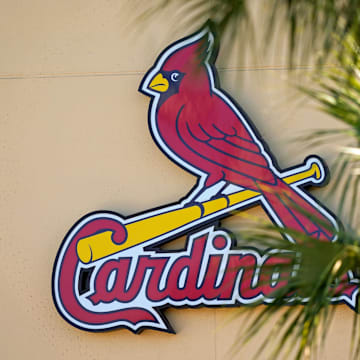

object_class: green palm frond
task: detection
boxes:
[268,0,360,65]
[139,0,360,66]
[299,34,360,228]
[231,219,360,360]
[302,38,360,134]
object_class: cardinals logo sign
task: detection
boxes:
[52,25,358,333]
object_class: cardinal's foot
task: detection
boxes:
[181,180,229,205]
[194,181,228,202]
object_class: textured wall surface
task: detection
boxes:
[0,1,353,359]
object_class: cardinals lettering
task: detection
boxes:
[52,24,357,334]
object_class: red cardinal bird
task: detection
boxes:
[140,25,337,241]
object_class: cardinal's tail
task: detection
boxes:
[256,180,337,242]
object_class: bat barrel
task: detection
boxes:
[77,205,203,264]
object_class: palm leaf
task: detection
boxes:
[137,0,360,67]
[231,217,360,359]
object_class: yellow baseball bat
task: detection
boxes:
[77,161,322,264]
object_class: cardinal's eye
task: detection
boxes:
[170,72,180,82]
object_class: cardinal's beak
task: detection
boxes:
[149,73,169,92]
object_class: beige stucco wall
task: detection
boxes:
[0,1,354,359]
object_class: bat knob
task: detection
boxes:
[306,156,326,184]
[312,163,321,180]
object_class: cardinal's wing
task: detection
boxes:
[177,100,277,185]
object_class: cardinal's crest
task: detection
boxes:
[52,24,358,334]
